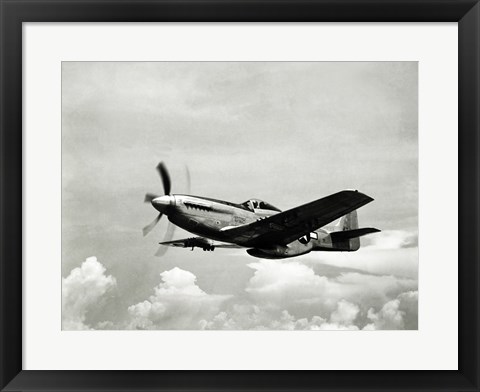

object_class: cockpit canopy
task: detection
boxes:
[241,199,281,212]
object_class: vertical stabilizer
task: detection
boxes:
[335,210,359,231]
[334,210,360,250]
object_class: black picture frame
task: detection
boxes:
[1,1,479,391]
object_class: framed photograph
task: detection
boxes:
[1,0,479,391]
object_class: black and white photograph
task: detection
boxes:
[61,61,418,331]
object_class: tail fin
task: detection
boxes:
[331,210,379,251]
[335,210,359,232]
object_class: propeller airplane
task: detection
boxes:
[144,162,380,259]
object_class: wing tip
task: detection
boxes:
[341,189,374,202]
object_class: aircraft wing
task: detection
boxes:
[160,237,243,249]
[222,190,374,246]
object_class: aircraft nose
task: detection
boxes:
[151,195,174,213]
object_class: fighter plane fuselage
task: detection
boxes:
[162,194,274,242]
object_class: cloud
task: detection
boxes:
[330,299,360,325]
[245,259,331,307]
[128,267,231,329]
[363,291,418,330]
[244,260,416,316]
[363,230,418,249]
[202,260,417,330]
[304,233,418,279]
[62,256,116,330]
[62,256,418,331]
[200,302,361,331]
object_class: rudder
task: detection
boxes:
[334,210,360,250]
[336,210,359,231]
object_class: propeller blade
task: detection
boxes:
[155,222,176,257]
[185,165,191,194]
[144,193,159,203]
[155,246,168,257]
[156,162,171,195]
[142,213,162,236]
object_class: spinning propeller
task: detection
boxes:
[142,162,171,236]
[143,162,191,256]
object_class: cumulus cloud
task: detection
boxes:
[62,256,418,331]
[200,302,361,331]
[330,300,360,325]
[363,291,418,330]
[202,260,417,330]
[128,267,231,329]
[62,256,116,330]
[244,260,416,316]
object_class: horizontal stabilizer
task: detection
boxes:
[330,227,380,241]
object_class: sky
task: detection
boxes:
[62,62,418,330]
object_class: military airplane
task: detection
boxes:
[143,162,380,259]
